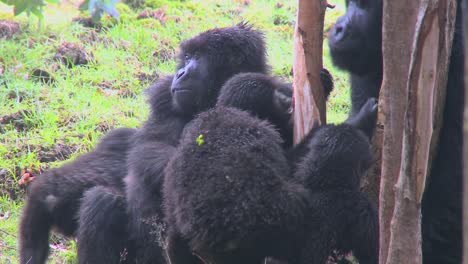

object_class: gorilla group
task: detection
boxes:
[328,0,465,263]
[164,75,379,263]
[19,22,378,264]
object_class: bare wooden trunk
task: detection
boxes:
[292,0,327,143]
[380,0,457,263]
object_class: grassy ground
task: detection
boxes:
[0,0,348,262]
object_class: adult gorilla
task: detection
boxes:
[328,1,464,263]
[19,23,268,264]
[78,23,333,263]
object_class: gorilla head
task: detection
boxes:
[328,0,383,75]
[171,22,268,115]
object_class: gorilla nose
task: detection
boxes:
[333,25,345,41]
[176,69,186,80]
[331,16,348,42]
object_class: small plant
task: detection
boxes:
[0,0,119,25]
[79,0,119,21]
[196,134,204,146]
[0,0,58,19]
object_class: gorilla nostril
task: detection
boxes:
[335,25,343,34]
[176,69,186,80]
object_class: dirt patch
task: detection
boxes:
[137,7,167,22]
[0,168,22,200]
[0,20,21,39]
[0,109,33,132]
[76,30,109,44]
[135,71,159,83]
[97,80,139,98]
[95,121,115,133]
[30,68,56,85]
[152,48,175,62]
[53,42,94,68]
[72,17,102,29]
[7,90,27,103]
[36,143,79,163]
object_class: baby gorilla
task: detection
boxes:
[217,70,334,148]
[163,97,378,264]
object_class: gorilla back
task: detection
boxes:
[163,107,308,264]
[163,99,379,264]
[19,127,136,264]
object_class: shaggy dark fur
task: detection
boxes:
[217,71,334,148]
[328,1,464,263]
[19,127,136,264]
[163,98,379,264]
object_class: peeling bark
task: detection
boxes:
[380,0,456,263]
[292,0,327,143]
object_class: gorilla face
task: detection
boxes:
[169,22,269,117]
[171,52,211,115]
[328,0,383,75]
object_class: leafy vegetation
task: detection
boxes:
[0,0,119,25]
[0,0,348,262]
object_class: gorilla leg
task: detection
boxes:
[77,186,132,264]
[19,198,51,264]
[19,127,136,264]
[338,195,379,264]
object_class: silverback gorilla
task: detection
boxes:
[328,0,465,263]
[163,94,379,264]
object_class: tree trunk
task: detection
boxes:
[463,1,468,263]
[292,0,327,143]
[380,0,457,263]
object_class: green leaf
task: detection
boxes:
[196,134,205,146]
[13,1,28,16]
[30,6,44,19]
[79,0,89,11]
[44,0,59,4]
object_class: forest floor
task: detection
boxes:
[0,0,349,262]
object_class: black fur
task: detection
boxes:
[77,186,132,264]
[163,98,379,264]
[19,127,137,264]
[421,3,464,264]
[328,0,383,118]
[103,23,269,263]
[217,71,334,148]
[328,1,464,263]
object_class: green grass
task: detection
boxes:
[0,0,348,262]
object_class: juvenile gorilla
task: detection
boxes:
[19,127,136,264]
[328,1,464,263]
[217,70,334,148]
[163,98,378,264]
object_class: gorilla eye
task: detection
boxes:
[184,54,191,61]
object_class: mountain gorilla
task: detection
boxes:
[19,23,334,264]
[77,23,334,263]
[163,95,378,264]
[18,23,267,264]
[217,70,334,148]
[328,1,465,263]
[19,127,136,264]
